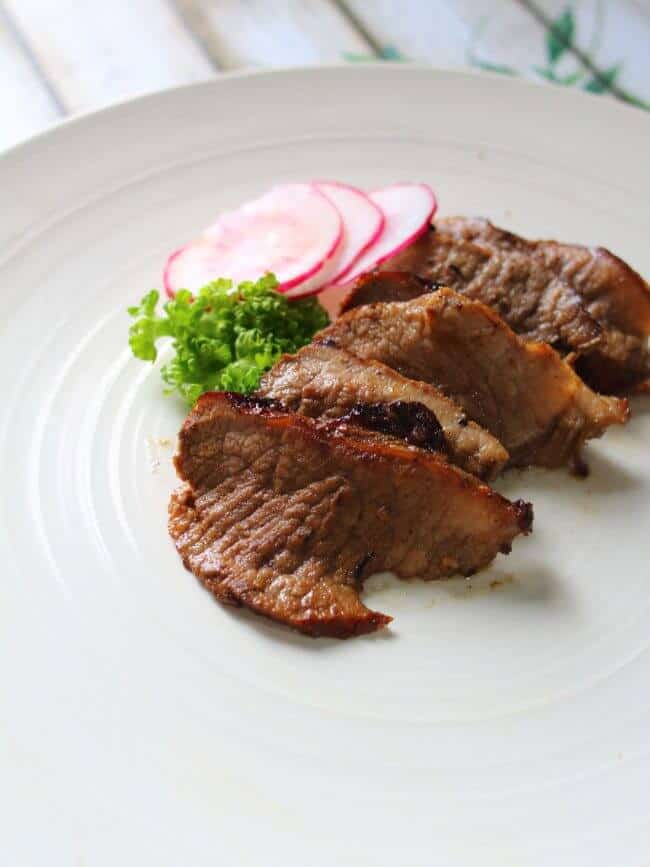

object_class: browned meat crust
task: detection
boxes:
[170,392,532,638]
[257,343,509,480]
[335,400,449,454]
[338,272,440,315]
[316,288,629,469]
[344,218,650,393]
[340,271,443,312]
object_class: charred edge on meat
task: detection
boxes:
[570,451,590,479]
[353,551,376,581]
[340,400,450,454]
[414,274,446,294]
[513,499,534,534]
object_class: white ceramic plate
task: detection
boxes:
[2,67,649,866]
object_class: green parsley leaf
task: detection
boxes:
[127,274,329,405]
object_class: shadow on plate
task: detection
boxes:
[432,560,564,606]
[219,558,569,650]
[495,448,640,501]
[365,560,569,612]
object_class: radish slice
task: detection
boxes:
[280,218,345,299]
[164,183,342,296]
[315,181,384,283]
[340,183,437,284]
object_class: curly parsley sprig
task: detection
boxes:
[128,274,329,405]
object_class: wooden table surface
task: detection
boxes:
[1,0,648,152]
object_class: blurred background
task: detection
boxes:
[1,0,647,152]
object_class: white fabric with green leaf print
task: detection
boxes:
[343,0,648,110]
[1,0,648,152]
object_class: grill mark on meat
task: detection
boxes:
[339,401,449,455]
[367,218,650,393]
[353,551,375,580]
[170,392,532,638]
[316,288,629,470]
[257,344,509,480]
[512,500,534,534]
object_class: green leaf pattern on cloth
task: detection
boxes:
[345,3,647,111]
[546,8,575,64]
[584,64,622,94]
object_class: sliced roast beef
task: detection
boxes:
[340,271,442,312]
[344,218,650,393]
[170,392,532,638]
[257,343,508,480]
[316,288,629,469]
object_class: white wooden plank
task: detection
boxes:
[341,1,607,92]
[176,0,370,69]
[627,0,650,17]
[3,0,216,114]
[346,0,552,68]
[452,1,561,77]
[531,0,650,105]
[0,8,60,151]
[340,0,467,64]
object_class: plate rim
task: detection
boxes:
[2,62,649,164]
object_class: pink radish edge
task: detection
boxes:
[163,182,435,302]
[275,183,343,293]
[370,182,437,265]
[164,182,343,299]
[335,183,438,287]
[164,247,185,298]
[314,180,385,284]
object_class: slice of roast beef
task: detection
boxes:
[343,218,650,393]
[257,343,508,480]
[170,392,532,638]
[340,271,442,312]
[316,288,629,469]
